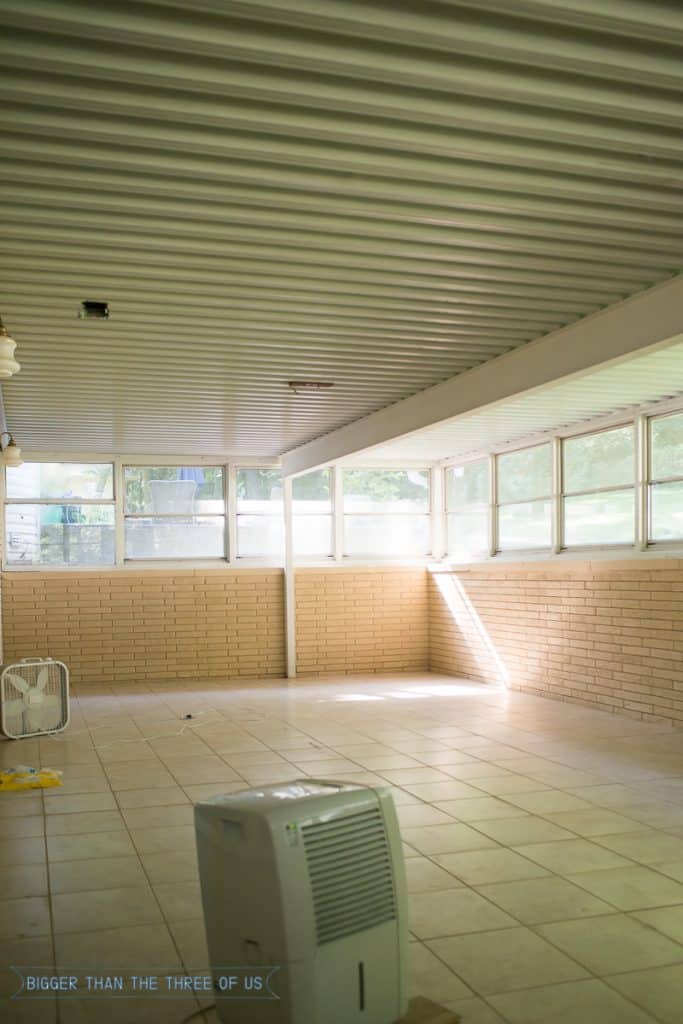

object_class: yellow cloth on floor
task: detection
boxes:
[0,767,63,791]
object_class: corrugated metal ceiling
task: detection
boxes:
[0,0,681,454]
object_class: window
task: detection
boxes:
[342,469,430,556]
[496,444,552,550]
[236,468,283,558]
[293,469,333,557]
[124,465,225,559]
[562,425,635,546]
[649,411,683,542]
[5,462,115,566]
[446,459,489,560]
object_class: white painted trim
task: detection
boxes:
[551,437,562,554]
[430,465,445,560]
[636,414,648,551]
[488,454,497,558]
[282,274,683,476]
[283,475,296,678]
[333,465,344,562]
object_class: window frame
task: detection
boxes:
[291,467,335,561]
[444,456,491,560]
[647,409,683,545]
[234,464,285,562]
[559,421,637,550]
[122,461,228,562]
[341,465,433,559]
[495,442,553,553]
[3,458,117,568]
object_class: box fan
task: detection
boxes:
[0,658,69,739]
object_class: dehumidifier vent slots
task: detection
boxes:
[302,807,396,945]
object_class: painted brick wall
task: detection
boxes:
[296,566,429,675]
[1,569,286,684]
[429,559,683,725]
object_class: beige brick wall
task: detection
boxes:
[1,568,286,684]
[429,559,683,725]
[296,566,429,676]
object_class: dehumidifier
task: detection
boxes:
[195,779,408,1024]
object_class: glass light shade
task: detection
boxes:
[0,332,20,377]
[3,440,22,467]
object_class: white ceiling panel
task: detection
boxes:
[0,0,681,454]
[349,337,683,464]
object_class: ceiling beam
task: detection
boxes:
[281,273,683,476]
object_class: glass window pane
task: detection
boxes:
[292,469,331,512]
[498,500,551,550]
[6,462,113,500]
[125,517,225,559]
[563,490,634,546]
[446,460,488,508]
[293,515,333,556]
[563,426,634,493]
[236,469,283,512]
[344,514,430,556]
[497,445,551,503]
[5,504,115,566]
[447,508,489,560]
[651,412,683,481]
[343,469,429,512]
[236,515,284,558]
[650,481,683,541]
[125,467,223,514]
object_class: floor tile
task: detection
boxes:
[537,914,683,974]
[434,797,528,822]
[115,787,189,809]
[122,804,195,830]
[427,926,588,995]
[397,804,456,828]
[167,918,209,971]
[401,823,498,855]
[514,839,633,875]
[49,856,148,894]
[607,964,683,1024]
[443,998,507,1023]
[399,780,487,802]
[0,896,50,940]
[468,775,549,796]
[408,943,473,1003]
[45,810,125,835]
[567,865,683,910]
[43,793,117,815]
[51,886,163,934]
[54,922,182,972]
[433,848,549,886]
[405,857,464,893]
[632,905,683,945]
[1,814,45,838]
[471,816,576,846]
[129,826,196,854]
[475,875,615,925]
[489,978,658,1023]
[594,831,683,865]
[502,789,594,814]
[0,837,46,866]
[0,863,48,899]
[140,850,199,884]
[47,830,135,862]
[153,881,203,922]
[542,808,651,837]
[410,888,517,939]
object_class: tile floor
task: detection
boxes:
[2,671,683,1023]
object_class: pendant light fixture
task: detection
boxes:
[1,434,22,467]
[0,319,20,378]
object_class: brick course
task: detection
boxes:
[429,559,683,725]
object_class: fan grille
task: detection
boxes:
[1,660,69,738]
[302,806,396,945]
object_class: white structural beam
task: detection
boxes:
[282,274,683,477]
[283,475,297,678]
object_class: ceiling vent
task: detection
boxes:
[79,301,109,319]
